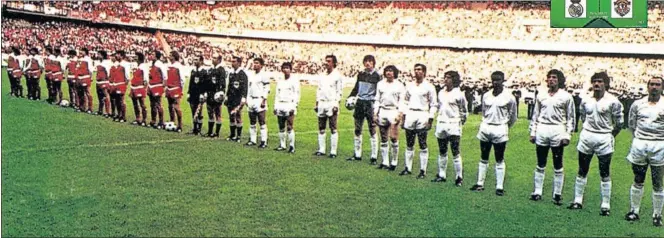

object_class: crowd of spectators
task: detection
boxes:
[28,1,664,44]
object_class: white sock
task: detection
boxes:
[438,153,448,178]
[496,162,506,190]
[370,135,378,159]
[250,125,257,143]
[354,135,362,158]
[553,168,564,197]
[318,133,326,153]
[288,131,295,148]
[380,142,389,166]
[600,180,612,209]
[420,149,429,172]
[477,161,488,186]
[390,141,399,166]
[630,184,644,214]
[453,154,463,179]
[533,167,545,196]
[574,176,587,204]
[405,148,414,172]
[330,132,338,155]
[279,132,286,148]
[260,124,268,144]
[653,191,664,217]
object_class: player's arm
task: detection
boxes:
[336,75,343,106]
[294,79,301,109]
[219,68,227,92]
[372,85,381,117]
[628,102,638,134]
[261,75,270,106]
[529,97,541,138]
[565,96,576,136]
[178,66,186,88]
[508,97,518,128]
[187,69,195,97]
[427,86,438,129]
[240,71,248,107]
[400,88,411,127]
[611,100,624,137]
[459,93,468,125]
[348,73,360,98]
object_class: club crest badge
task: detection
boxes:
[612,0,632,18]
[568,0,584,18]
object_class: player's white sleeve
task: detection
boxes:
[396,84,406,114]
[459,93,468,124]
[628,102,639,133]
[123,62,131,81]
[373,85,381,115]
[579,101,587,123]
[179,66,186,88]
[529,97,541,136]
[508,97,518,128]
[428,86,438,119]
[565,96,576,135]
[612,100,624,129]
[294,80,301,106]
[400,89,410,114]
[262,75,270,99]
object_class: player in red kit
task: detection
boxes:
[77,48,94,113]
[130,52,149,126]
[95,51,112,117]
[165,51,186,132]
[50,48,67,105]
[109,51,131,122]
[148,51,168,129]
[65,50,79,108]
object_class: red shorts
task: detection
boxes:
[130,86,147,98]
[148,85,164,97]
[166,87,182,99]
[78,76,92,87]
[52,72,63,82]
[11,70,22,78]
[111,83,127,95]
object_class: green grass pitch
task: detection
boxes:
[1,70,662,236]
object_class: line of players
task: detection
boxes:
[5,48,664,226]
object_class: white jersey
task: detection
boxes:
[136,63,151,83]
[23,55,43,71]
[579,93,623,133]
[373,80,405,114]
[248,70,270,99]
[481,89,518,127]
[436,87,468,123]
[274,76,300,105]
[529,90,575,136]
[96,59,113,75]
[402,80,438,118]
[79,56,94,76]
[316,69,344,103]
[628,97,664,140]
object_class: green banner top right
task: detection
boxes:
[551,0,648,28]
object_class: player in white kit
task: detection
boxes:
[373,65,405,171]
[568,72,623,216]
[529,69,575,205]
[431,71,468,186]
[624,76,664,227]
[273,62,300,153]
[314,55,344,158]
[399,64,438,179]
[470,71,517,196]
[245,58,271,148]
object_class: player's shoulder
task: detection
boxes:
[632,98,649,107]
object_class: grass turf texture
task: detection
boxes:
[2,70,662,237]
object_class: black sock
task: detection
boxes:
[215,123,221,135]
[208,122,214,135]
[237,126,243,138]
[230,125,236,138]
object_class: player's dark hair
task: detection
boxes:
[54,48,61,56]
[445,70,462,87]
[68,49,77,57]
[281,62,292,70]
[590,71,611,90]
[170,51,180,61]
[548,69,567,89]
[12,47,20,55]
[253,57,264,65]
[384,65,399,79]
[491,71,505,81]
[363,55,376,65]
[136,52,145,64]
[325,55,337,67]
[414,63,427,74]
[155,51,162,60]
[232,56,242,63]
[648,76,663,85]
[30,47,38,54]
[81,48,89,55]
[116,50,126,58]
[46,47,53,54]
[99,50,108,60]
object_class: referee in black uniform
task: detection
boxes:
[226,56,249,142]
[188,55,207,135]
[205,53,227,138]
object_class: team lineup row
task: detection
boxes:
[5,47,664,227]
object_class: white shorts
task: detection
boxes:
[317,101,338,118]
[476,123,509,144]
[403,111,429,130]
[627,138,664,166]
[535,124,570,147]
[275,102,296,117]
[435,121,462,139]
[577,130,614,156]
[377,109,399,127]
[248,97,266,113]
